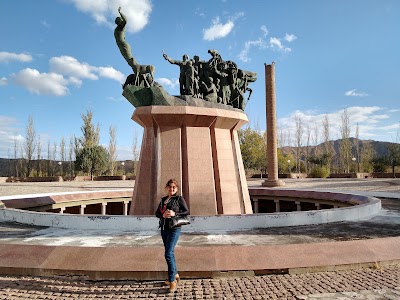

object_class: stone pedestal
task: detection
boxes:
[129,106,252,216]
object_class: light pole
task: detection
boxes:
[287,159,291,175]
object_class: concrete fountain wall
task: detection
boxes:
[0,188,381,232]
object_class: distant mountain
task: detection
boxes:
[279,138,397,158]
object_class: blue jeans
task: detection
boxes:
[161,227,181,282]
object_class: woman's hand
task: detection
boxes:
[163,209,176,218]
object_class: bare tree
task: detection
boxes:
[305,124,311,174]
[108,126,117,176]
[294,114,304,173]
[14,138,18,177]
[60,137,66,176]
[132,129,140,175]
[277,126,287,149]
[19,145,25,177]
[322,115,333,172]
[53,142,58,176]
[312,122,319,156]
[47,140,52,176]
[24,115,37,177]
[69,136,74,177]
[37,136,42,176]
[339,109,352,173]
[354,123,360,172]
[7,148,11,177]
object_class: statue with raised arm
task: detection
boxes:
[163,51,189,95]
[114,7,137,70]
[116,7,155,88]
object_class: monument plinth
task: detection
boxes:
[129,105,252,216]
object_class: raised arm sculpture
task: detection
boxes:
[163,51,189,95]
[115,7,155,88]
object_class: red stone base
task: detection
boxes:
[129,106,252,216]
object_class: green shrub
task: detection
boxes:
[309,166,329,178]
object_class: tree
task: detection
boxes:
[108,126,117,175]
[361,141,374,173]
[322,115,333,172]
[36,136,42,176]
[387,142,400,177]
[79,109,100,149]
[75,145,110,179]
[24,115,37,177]
[339,109,352,173]
[132,129,140,175]
[354,123,360,172]
[68,136,75,177]
[74,110,109,179]
[312,122,319,156]
[294,114,304,173]
[60,136,66,176]
[53,142,58,175]
[47,140,52,176]
[238,126,266,175]
[305,124,311,174]
[14,139,19,177]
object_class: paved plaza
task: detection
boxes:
[0,178,399,299]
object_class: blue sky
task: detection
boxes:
[1,0,399,160]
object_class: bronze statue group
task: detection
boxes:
[115,7,256,111]
[162,49,256,110]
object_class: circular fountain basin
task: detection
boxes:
[0,187,381,232]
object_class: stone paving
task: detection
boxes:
[0,265,399,299]
[0,178,400,299]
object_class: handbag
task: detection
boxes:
[170,215,190,228]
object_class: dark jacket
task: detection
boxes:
[155,194,189,230]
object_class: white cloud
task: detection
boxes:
[0,52,33,63]
[11,56,124,96]
[97,66,125,83]
[277,106,392,144]
[68,0,152,33]
[260,25,269,37]
[203,17,234,41]
[238,38,266,63]
[380,123,400,130]
[156,77,179,89]
[41,20,50,28]
[345,89,369,97]
[0,77,7,86]
[0,115,24,157]
[269,37,291,53]
[11,68,69,96]
[50,56,125,83]
[238,29,293,62]
[284,33,297,42]
[195,8,205,17]
[68,76,83,87]
[50,56,98,80]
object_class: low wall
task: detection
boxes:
[372,172,400,178]
[5,176,63,183]
[0,188,381,232]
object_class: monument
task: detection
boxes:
[114,8,257,216]
[262,63,285,187]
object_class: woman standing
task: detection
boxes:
[155,179,189,293]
